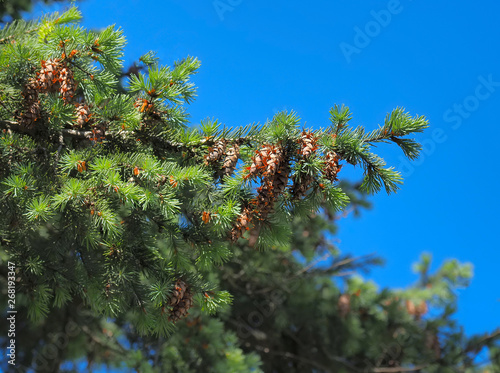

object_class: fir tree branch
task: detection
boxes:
[253,343,336,373]
[0,24,38,44]
[0,119,36,136]
[464,329,500,353]
[371,366,427,372]
[324,253,377,272]
[80,325,127,354]
[322,343,428,373]
[320,344,364,372]
[54,133,64,172]
[294,252,331,276]
[0,119,256,150]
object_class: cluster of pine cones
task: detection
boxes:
[405,299,428,320]
[19,58,76,126]
[225,132,343,245]
[231,144,290,245]
[17,56,110,143]
[204,139,241,177]
[168,279,194,322]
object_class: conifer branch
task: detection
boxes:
[0,24,38,44]
[0,119,257,150]
[371,366,427,372]
[254,344,336,373]
[80,325,127,354]
[464,329,500,353]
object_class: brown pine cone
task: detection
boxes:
[291,172,314,199]
[22,79,39,102]
[323,151,342,182]
[75,104,91,127]
[245,144,273,179]
[298,131,318,158]
[405,299,428,320]
[36,59,61,92]
[273,161,289,195]
[222,144,240,176]
[59,66,76,102]
[18,80,41,127]
[19,101,41,127]
[230,207,253,242]
[205,139,227,165]
[405,299,416,315]
[169,279,187,306]
[264,146,282,176]
[338,293,351,318]
[169,286,193,322]
[425,331,441,360]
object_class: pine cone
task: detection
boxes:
[205,139,226,165]
[415,301,428,320]
[425,331,441,360]
[298,131,318,158]
[22,79,38,102]
[323,151,342,182]
[291,172,314,199]
[18,80,41,127]
[36,59,61,92]
[273,161,289,195]
[254,149,289,217]
[168,282,193,322]
[235,144,291,245]
[222,144,240,176]
[291,132,318,197]
[75,103,91,127]
[169,279,187,306]
[134,97,155,115]
[59,66,76,102]
[338,293,351,318]
[405,299,428,320]
[245,144,273,179]
[405,299,416,315]
[230,207,253,242]
[264,146,282,176]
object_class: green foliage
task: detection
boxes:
[0,7,497,373]
[324,105,427,194]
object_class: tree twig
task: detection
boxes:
[294,252,331,276]
[371,366,427,372]
[465,329,500,353]
[0,118,257,150]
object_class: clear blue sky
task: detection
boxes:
[32,0,500,340]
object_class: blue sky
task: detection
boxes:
[31,0,500,341]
